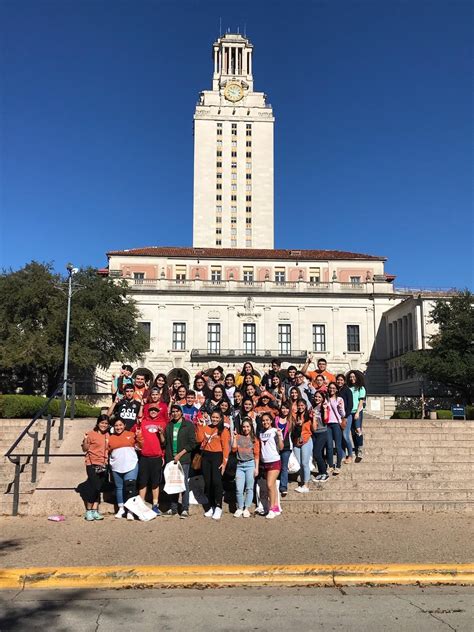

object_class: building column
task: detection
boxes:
[193,305,201,351]
[263,307,271,351]
[214,48,218,74]
[297,307,305,352]
[227,306,236,350]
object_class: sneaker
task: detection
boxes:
[265,510,277,519]
[310,475,319,483]
[333,467,340,475]
[212,507,222,521]
[271,505,282,515]
[254,507,266,516]
[152,505,162,516]
[115,506,126,519]
[204,507,214,518]
[281,490,288,497]
[92,510,104,521]
[84,510,95,521]
[356,449,364,462]
[126,511,135,520]
[180,510,190,519]
[295,485,310,493]
[344,457,353,464]
[163,509,178,516]
[242,508,251,518]
[234,508,244,518]
[319,473,329,482]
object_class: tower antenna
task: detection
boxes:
[219,17,222,37]
[244,23,247,37]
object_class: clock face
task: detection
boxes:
[224,82,244,102]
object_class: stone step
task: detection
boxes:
[323,478,474,491]
[280,500,474,513]
[361,447,474,456]
[335,470,471,481]
[347,455,473,463]
[365,438,474,446]
[288,490,473,502]
[326,463,474,473]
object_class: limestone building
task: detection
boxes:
[97,33,453,398]
[193,33,274,249]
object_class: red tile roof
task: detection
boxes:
[106,246,385,261]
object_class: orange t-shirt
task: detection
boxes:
[307,369,336,387]
[195,424,231,462]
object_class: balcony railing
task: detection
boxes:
[190,348,308,362]
[120,278,393,294]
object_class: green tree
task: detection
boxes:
[0,262,148,394]
[403,290,474,403]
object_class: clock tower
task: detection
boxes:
[193,33,274,249]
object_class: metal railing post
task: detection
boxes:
[59,389,66,441]
[70,381,76,420]
[31,432,39,483]
[44,415,52,463]
[12,459,21,516]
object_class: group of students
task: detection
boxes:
[81,356,367,521]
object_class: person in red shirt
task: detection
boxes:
[140,388,169,426]
[302,355,335,387]
[132,407,165,515]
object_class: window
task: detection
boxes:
[309,267,320,284]
[243,267,254,284]
[217,129,222,136]
[216,194,222,200]
[245,228,252,236]
[246,217,252,225]
[246,141,252,147]
[231,172,237,180]
[312,325,326,352]
[231,239,237,247]
[275,267,286,284]
[175,265,186,283]
[216,205,222,213]
[231,123,237,136]
[347,325,360,352]
[216,161,222,168]
[350,276,361,285]
[211,266,222,283]
[232,140,237,147]
[216,150,222,157]
[216,239,222,246]
[246,124,252,136]
[278,324,291,355]
[208,323,221,354]
[231,216,237,224]
[216,172,222,179]
[216,227,222,235]
[246,206,252,212]
[231,227,237,235]
[246,162,251,169]
[246,173,252,180]
[133,272,145,284]
[231,151,237,158]
[246,239,252,247]
[246,184,252,191]
[216,183,222,190]
[246,151,252,158]
[231,205,237,213]
[243,323,256,354]
[231,162,237,168]
[172,322,186,351]
[246,195,252,201]
[217,140,222,147]
[231,194,237,201]
[138,322,151,349]
[216,216,222,223]
[231,184,237,191]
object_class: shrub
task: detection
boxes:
[391,410,420,419]
[392,407,474,420]
[0,395,100,419]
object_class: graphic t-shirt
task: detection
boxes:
[136,419,164,458]
[258,428,280,464]
[182,405,199,424]
[114,399,141,430]
[172,421,182,456]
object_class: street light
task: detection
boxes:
[59,263,78,439]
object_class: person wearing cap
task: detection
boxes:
[132,406,165,515]
[108,384,141,431]
[140,387,169,426]
[160,404,197,518]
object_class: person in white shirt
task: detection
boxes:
[258,413,283,519]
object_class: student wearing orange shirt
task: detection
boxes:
[291,399,313,493]
[232,418,260,517]
[302,355,336,387]
[195,410,230,521]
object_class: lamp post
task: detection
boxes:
[59,263,78,439]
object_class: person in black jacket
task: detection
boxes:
[159,404,197,518]
[336,374,354,463]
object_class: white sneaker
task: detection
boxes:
[204,507,214,518]
[115,506,125,519]
[234,508,244,518]
[265,510,277,519]
[295,485,310,493]
[242,508,251,518]
[212,507,222,521]
[126,511,134,521]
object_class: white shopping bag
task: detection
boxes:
[287,452,300,474]
[163,461,186,495]
[124,495,157,521]
[188,475,208,505]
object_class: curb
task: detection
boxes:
[0,564,473,590]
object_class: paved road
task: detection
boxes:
[1,513,473,568]
[0,586,472,631]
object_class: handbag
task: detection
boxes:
[329,399,346,429]
[191,452,202,471]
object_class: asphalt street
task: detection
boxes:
[0,586,472,631]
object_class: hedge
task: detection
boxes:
[392,407,474,420]
[0,395,101,419]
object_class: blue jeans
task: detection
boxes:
[326,424,344,468]
[169,462,190,512]
[293,438,313,484]
[279,450,291,492]
[352,411,364,451]
[112,463,139,505]
[235,460,255,509]
[342,414,354,457]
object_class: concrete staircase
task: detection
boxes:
[281,419,474,513]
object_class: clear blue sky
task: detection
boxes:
[1,1,472,288]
